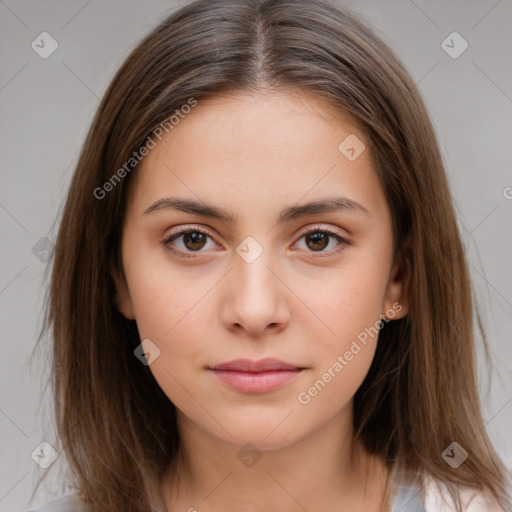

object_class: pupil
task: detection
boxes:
[307,233,328,251]
[184,232,206,251]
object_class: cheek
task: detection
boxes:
[121,257,211,413]
[124,240,218,341]
[290,250,391,410]
[124,250,217,382]
[292,274,385,423]
[129,277,215,420]
[129,284,215,365]
[295,254,390,355]
[294,296,381,415]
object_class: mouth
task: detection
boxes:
[208,358,306,393]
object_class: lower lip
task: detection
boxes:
[209,369,303,393]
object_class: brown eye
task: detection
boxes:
[163,227,218,257]
[180,231,208,251]
[305,232,330,251]
[294,228,350,257]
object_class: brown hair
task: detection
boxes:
[32,0,511,510]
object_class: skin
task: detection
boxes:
[113,89,409,512]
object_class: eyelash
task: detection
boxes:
[162,225,350,259]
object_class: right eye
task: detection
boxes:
[162,226,221,258]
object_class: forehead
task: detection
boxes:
[161,89,365,160]
[125,90,387,225]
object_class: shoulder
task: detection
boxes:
[29,494,89,512]
[422,475,507,512]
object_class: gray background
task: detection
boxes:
[1,0,511,510]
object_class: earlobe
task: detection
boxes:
[383,248,410,320]
[111,267,136,320]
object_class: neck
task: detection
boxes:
[159,405,391,512]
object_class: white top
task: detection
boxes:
[421,475,507,512]
[27,476,506,512]
[29,494,87,512]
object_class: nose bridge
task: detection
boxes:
[234,240,279,303]
[221,236,289,335]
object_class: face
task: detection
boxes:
[113,90,408,451]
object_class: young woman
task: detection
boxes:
[30,0,511,511]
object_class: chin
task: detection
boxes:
[207,415,306,453]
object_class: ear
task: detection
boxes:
[111,264,136,320]
[382,238,410,321]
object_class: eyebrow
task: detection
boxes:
[143,196,371,224]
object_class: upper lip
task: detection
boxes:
[209,358,303,372]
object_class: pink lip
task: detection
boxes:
[209,358,305,393]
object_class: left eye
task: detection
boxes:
[294,229,348,255]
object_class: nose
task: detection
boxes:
[219,249,291,338]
